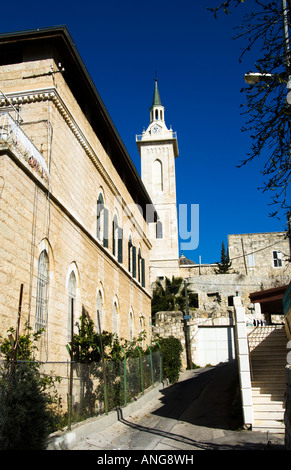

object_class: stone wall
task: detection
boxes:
[153,309,234,369]
[176,272,289,326]
[153,311,188,368]
[228,232,290,278]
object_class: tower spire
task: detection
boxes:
[150,77,164,123]
[151,78,162,107]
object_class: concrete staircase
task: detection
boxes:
[248,326,287,433]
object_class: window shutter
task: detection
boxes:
[112,220,116,256]
[128,239,132,272]
[141,258,145,287]
[138,249,141,283]
[97,202,104,240]
[118,227,123,263]
[103,208,109,248]
[132,246,136,278]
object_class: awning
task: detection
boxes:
[249,285,288,315]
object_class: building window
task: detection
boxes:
[273,251,283,267]
[35,250,49,331]
[156,220,163,239]
[139,315,144,346]
[113,215,123,263]
[153,159,163,191]
[97,193,109,247]
[128,234,133,274]
[113,300,118,335]
[97,290,103,333]
[129,310,133,342]
[137,248,146,288]
[248,253,255,269]
[228,296,234,307]
[68,271,76,342]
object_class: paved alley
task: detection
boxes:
[72,361,285,451]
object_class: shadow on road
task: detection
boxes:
[117,361,285,450]
[116,407,283,450]
[153,361,243,430]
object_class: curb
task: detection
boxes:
[47,381,168,450]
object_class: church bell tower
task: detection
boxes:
[136,78,180,284]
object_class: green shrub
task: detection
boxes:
[0,362,53,450]
[0,325,61,449]
[154,336,182,384]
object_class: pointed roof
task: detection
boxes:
[179,253,196,266]
[151,78,162,108]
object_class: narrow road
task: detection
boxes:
[72,361,285,451]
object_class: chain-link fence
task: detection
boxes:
[0,349,162,443]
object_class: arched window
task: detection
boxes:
[138,248,141,283]
[129,310,134,342]
[128,233,137,278]
[97,290,103,333]
[138,247,146,287]
[113,214,123,263]
[139,315,144,347]
[156,220,163,239]
[67,271,76,342]
[153,159,163,191]
[35,250,49,331]
[113,300,118,335]
[97,192,109,247]
[128,234,133,274]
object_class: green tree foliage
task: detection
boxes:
[153,336,183,384]
[216,241,232,273]
[151,276,183,316]
[151,276,198,321]
[71,311,150,414]
[0,325,61,450]
[152,276,198,318]
[209,0,291,216]
[72,310,146,363]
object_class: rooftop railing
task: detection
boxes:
[136,130,177,141]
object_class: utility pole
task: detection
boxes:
[183,280,192,370]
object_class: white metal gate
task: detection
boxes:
[196,326,236,367]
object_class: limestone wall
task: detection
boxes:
[228,232,290,278]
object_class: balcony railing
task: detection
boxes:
[0,111,49,181]
[136,131,177,141]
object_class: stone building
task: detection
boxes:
[154,232,290,367]
[0,26,153,361]
[178,231,290,323]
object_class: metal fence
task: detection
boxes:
[0,349,162,439]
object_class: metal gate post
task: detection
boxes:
[121,347,127,406]
[136,346,144,395]
[147,345,154,387]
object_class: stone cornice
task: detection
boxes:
[0,87,112,187]
[0,87,150,246]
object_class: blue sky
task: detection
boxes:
[0,0,288,263]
